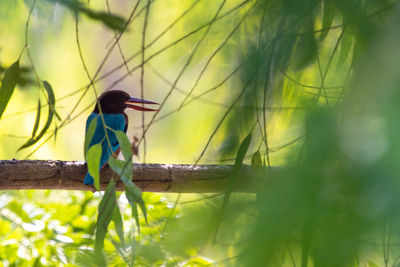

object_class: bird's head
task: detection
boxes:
[93,90,159,114]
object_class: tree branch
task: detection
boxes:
[0,160,274,192]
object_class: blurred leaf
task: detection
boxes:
[0,64,34,88]
[251,150,262,169]
[84,118,97,159]
[338,27,353,67]
[87,143,102,191]
[320,0,335,41]
[53,0,126,32]
[95,179,116,252]
[84,10,126,32]
[32,257,42,267]
[293,33,317,70]
[18,81,57,151]
[112,205,125,247]
[129,199,140,233]
[0,60,19,119]
[233,131,253,170]
[367,260,379,267]
[186,256,213,265]
[75,249,107,267]
[31,100,41,138]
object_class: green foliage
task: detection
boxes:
[31,100,41,138]
[51,0,127,32]
[85,126,148,262]
[214,131,252,242]
[293,33,318,70]
[108,151,147,230]
[84,118,97,159]
[251,150,262,168]
[338,27,354,67]
[319,0,335,41]
[110,130,147,226]
[0,60,19,119]
[0,191,206,266]
[0,191,96,266]
[0,64,33,88]
[113,130,133,160]
[18,81,58,151]
[2,0,400,266]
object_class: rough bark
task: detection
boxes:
[0,160,275,192]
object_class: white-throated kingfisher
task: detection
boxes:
[84,90,158,185]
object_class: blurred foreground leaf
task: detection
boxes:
[320,0,335,40]
[293,33,317,70]
[52,0,126,32]
[338,27,353,67]
[251,150,263,168]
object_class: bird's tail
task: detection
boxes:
[83,173,94,185]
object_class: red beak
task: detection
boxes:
[124,97,159,111]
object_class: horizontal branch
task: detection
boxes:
[0,160,277,193]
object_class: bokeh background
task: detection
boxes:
[1,0,400,266]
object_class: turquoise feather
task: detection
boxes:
[83,113,126,185]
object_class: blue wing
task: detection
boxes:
[84,113,126,185]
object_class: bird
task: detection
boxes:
[83,90,158,185]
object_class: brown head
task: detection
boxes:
[93,90,158,114]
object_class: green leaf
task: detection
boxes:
[113,130,132,161]
[31,100,41,138]
[0,60,19,119]
[87,143,102,191]
[128,200,140,233]
[319,0,335,41]
[43,80,56,113]
[251,150,262,169]
[112,205,125,247]
[233,131,253,170]
[54,0,126,32]
[108,157,147,227]
[126,186,147,229]
[137,198,147,225]
[338,28,353,67]
[108,157,133,183]
[95,179,116,252]
[84,118,97,159]
[18,81,56,151]
[293,33,317,70]
[84,10,126,32]
[214,131,252,242]
[32,257,41,267]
